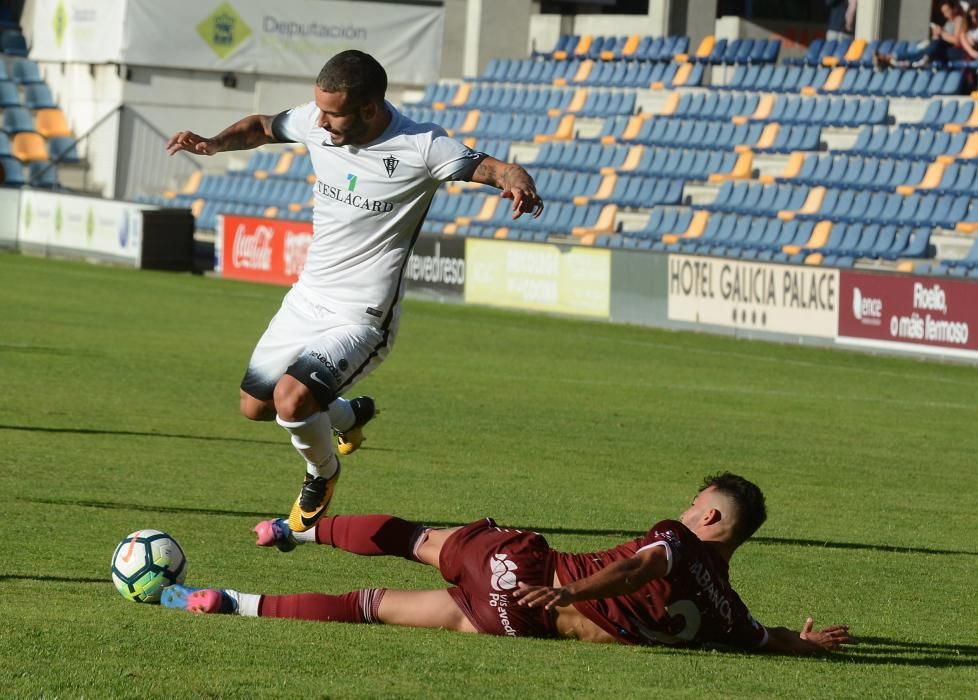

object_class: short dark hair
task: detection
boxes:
[316,50,387,105]
[700,472,767,544]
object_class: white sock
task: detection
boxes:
[293,528,318,543]
[276,412,338,479]
[327,397,355,433]
[224,589,261,617]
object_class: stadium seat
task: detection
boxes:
[34,108,72,138]
[47,136,81,164]
[0,154,25,185]
[11,131,48,162]
[0,78,19,107]
[27,160,59,187]
[1,29,27,56]
[11,58,42,84]
[23,83,57,109]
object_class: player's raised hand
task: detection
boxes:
[513,582,572,609]
[501,185,544,220]
[166,130,219,156]
[799,616,854,652]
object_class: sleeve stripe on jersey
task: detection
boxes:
[271,111,296,143]
[635,541,672,576]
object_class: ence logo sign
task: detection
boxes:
[196,2,252,59]
[52,0,67,47]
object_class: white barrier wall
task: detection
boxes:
[17,190,145,265]
[0,188,20,249]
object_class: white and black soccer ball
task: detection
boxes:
[110,530,186,603]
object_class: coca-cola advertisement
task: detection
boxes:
[838,271,978,358]
[218,215,312,285]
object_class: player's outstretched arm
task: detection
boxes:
[762,617,854,655]
[470,156,545,220]
[166,114,280,156]
[514,545,668,610]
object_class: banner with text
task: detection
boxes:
[17,190,144,264]
[838,271,978,358]
[29,0,126,63]
[464,239,610,318]
[217,215,465,297]
[667,255,839,338]
[38,0,442,85]
[217,215,312,286]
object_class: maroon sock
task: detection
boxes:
[258,588,386,623]
[315,514,422,559]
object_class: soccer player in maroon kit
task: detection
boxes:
[162,473,852,654]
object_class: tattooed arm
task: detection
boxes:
[470,156,545,219]
[166,114,280,156]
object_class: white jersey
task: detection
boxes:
[272,100,482,327]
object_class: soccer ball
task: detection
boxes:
[110,530,186,603]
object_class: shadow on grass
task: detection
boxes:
[1,574,106,584]
[826,636,978,668]
[16,499,978,558]
[0,423,280,446]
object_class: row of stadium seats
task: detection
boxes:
[720,64,962,97]
[0,129,78,164]
[0,57,44,84]
[3,106,72,135]
[399,108,574,141]
[414,83,637,117]
[773,153,978,195]
[0,155,58,186]
[478,58,703,89]
[663,91,889,127]
[849,125,977,160]
[469,168,686,208]
[538,34,690,62]
[595,116,821,153]
[704,180,974,228]
[529,142,750,181]
[0,80,56,108]
[786,37,978,69]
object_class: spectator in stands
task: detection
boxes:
[875,0,967,67]
[165,50,543,538]
[956,1,978,59]
[825,0,857,42]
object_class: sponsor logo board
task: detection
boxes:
[667,255,839,338]
[404,236,465,297]
[838,271,978,357]
[219,215,311,286]
[464,239,610,318]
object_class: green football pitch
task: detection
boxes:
[1,253,976,698]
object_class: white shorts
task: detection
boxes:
[240,286,399,406]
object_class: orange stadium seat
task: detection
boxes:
[11,131,48,162]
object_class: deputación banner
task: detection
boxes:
[838,271,978,358]
[464,238,611,318]
[33,0,444,85]
[17,189,144,265]
[667,254,839,338]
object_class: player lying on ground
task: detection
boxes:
[162,473,853,654]
[165,50,544,534]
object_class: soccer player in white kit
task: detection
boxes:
[166,51,544,533]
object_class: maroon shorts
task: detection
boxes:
[439,518,557,639]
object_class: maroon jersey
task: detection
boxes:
[554,520,768,649]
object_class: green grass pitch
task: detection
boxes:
[1,252,977,698]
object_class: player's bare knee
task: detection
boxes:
[273,377,317,421]
[239,390,275,421]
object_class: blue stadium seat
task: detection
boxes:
[11,59,42,84]
[3,106,34,134]
[1,29,28,56]
[24,83,57,109]
[47,136,80,164]
[0,78,19,107]
[0,154,25,185]
[27,161,59,188]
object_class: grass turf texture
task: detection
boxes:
[1,252,976,698]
